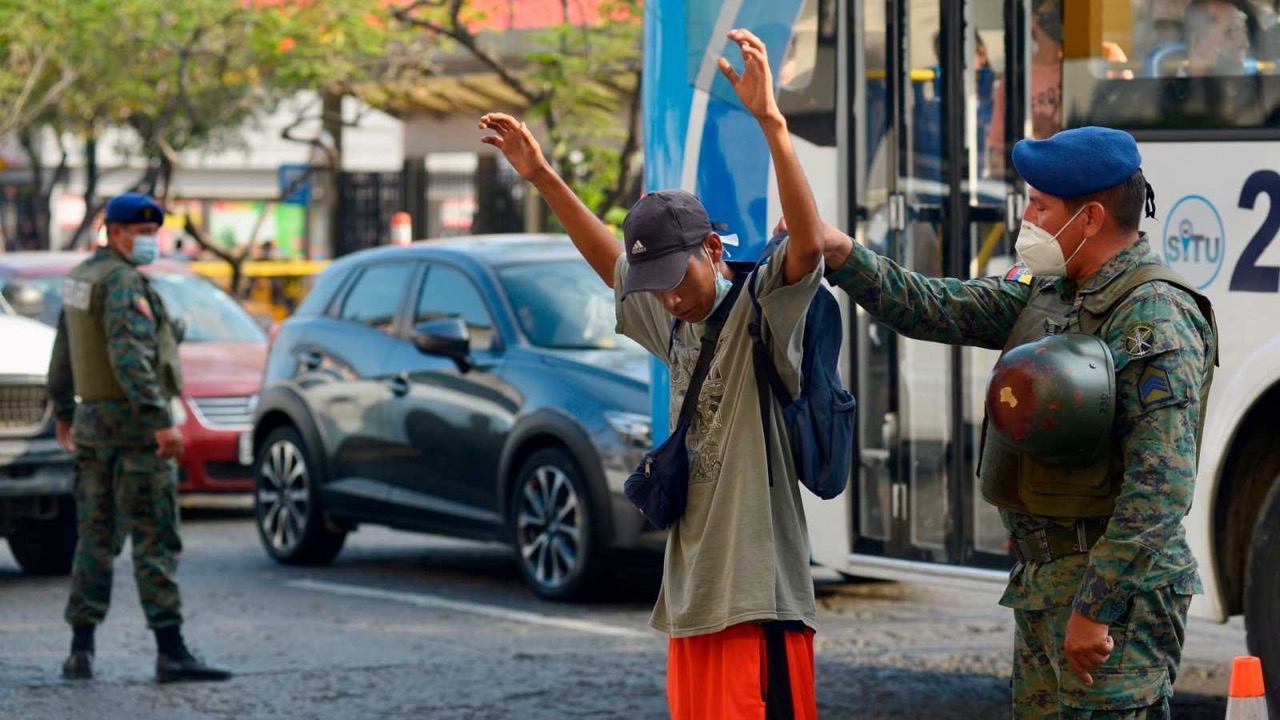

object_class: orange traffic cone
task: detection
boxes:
[390,212,413,245]
[1225,656,1267,719]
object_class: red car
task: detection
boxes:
[0,252,266,494]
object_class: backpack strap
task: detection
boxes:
[748,263,797,405]
[745,233,794,487]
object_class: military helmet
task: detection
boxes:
[986,333,1116,466]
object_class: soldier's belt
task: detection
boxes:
[1012,518,1109,564]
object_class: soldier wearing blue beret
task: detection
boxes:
[806,126,1219,717]
[104,191,166,226]
[47,192,232,683]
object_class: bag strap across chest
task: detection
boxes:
[669,275,746,427]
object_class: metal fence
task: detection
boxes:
[334,171,403,258]
[333,159,528,258]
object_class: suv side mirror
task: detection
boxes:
[412,318,473,371]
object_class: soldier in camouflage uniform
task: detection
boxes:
[47,192,231,683]
[814,127,1217,718]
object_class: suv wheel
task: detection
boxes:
[255,425,345,566]
[8,495,77,576]
[510,448,605,601]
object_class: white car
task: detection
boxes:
[0,313,77,574]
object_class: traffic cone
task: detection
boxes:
[1225,656,1267,719]
[390,212,413,245]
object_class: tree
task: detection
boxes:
[15,0,401,290]
[169,0,403,294]
[390,0,643,222]
[0,0,122,248]
[0,1,97,141]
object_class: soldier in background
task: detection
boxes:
[48,192,231,684]
[811,127,1217,718]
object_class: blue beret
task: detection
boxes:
[104,192,165,226]
[1012,127,1141,198]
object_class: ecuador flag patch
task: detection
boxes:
[1004,263,1034,285]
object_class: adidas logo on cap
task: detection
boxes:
[631,240,646,255]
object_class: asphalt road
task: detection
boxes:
[0,506,1249,719]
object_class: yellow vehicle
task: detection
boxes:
[189,259,329,323]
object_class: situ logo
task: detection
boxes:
[1162,195,1225,290]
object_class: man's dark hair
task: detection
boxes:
[1066,169,1149,233]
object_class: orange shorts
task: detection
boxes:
[667,622,817,720]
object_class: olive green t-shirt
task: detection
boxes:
[614,241,822,638]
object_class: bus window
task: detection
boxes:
[1062,0,1280,132]
[986,0,1064,179]
[777,0,838,145]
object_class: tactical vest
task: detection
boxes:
[62,254,183,401]
[978,262,1217,519]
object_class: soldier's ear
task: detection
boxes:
[1085,201,1107,236]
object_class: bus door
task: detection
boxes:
[849,0,1025,569]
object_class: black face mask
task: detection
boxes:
[1036,10,1064,44]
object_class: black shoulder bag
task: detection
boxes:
[622,276,745,529]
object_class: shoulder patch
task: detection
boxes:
[1004,263,1034,285]
[1124,323,1156,359]
[1137,364,1175,410]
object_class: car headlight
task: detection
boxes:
[604,411,651,449]
[170,397,189,427]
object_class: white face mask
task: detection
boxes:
[1014,204,1089,277]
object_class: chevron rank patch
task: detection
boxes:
[1004,263,1034,285]
[1137,364,1175,410]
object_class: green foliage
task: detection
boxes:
[0,0,402,164]
[396,0,642,220]
[0,0,118,137]
[524,0,641,218]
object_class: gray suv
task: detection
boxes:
[251,235,661,600]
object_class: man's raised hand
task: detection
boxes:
[717,29,780,123]
[479,113,548,182]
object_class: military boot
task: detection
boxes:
[155,649,233,683]
[154,626,232,683]
[63,624,95,680]
[62,650,94,680]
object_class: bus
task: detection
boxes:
[643,0,1280,699]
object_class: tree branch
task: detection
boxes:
[183,216,237,266]
[391,4,543,105]
[0,51,80,139]
[601,66,643,216]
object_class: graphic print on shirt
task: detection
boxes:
[668,334,726,485]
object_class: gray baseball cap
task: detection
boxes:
[620,190,723,298]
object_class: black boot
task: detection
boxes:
[62,651,94,680]
[62,625,95,680]
[154,626,232,683]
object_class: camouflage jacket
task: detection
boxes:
[827,234,1215,623]
[48,248,176,448]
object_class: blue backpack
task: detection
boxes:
[742,233,856,499]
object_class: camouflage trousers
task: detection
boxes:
[64,444,183,630]
[1012,586,1191,719]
